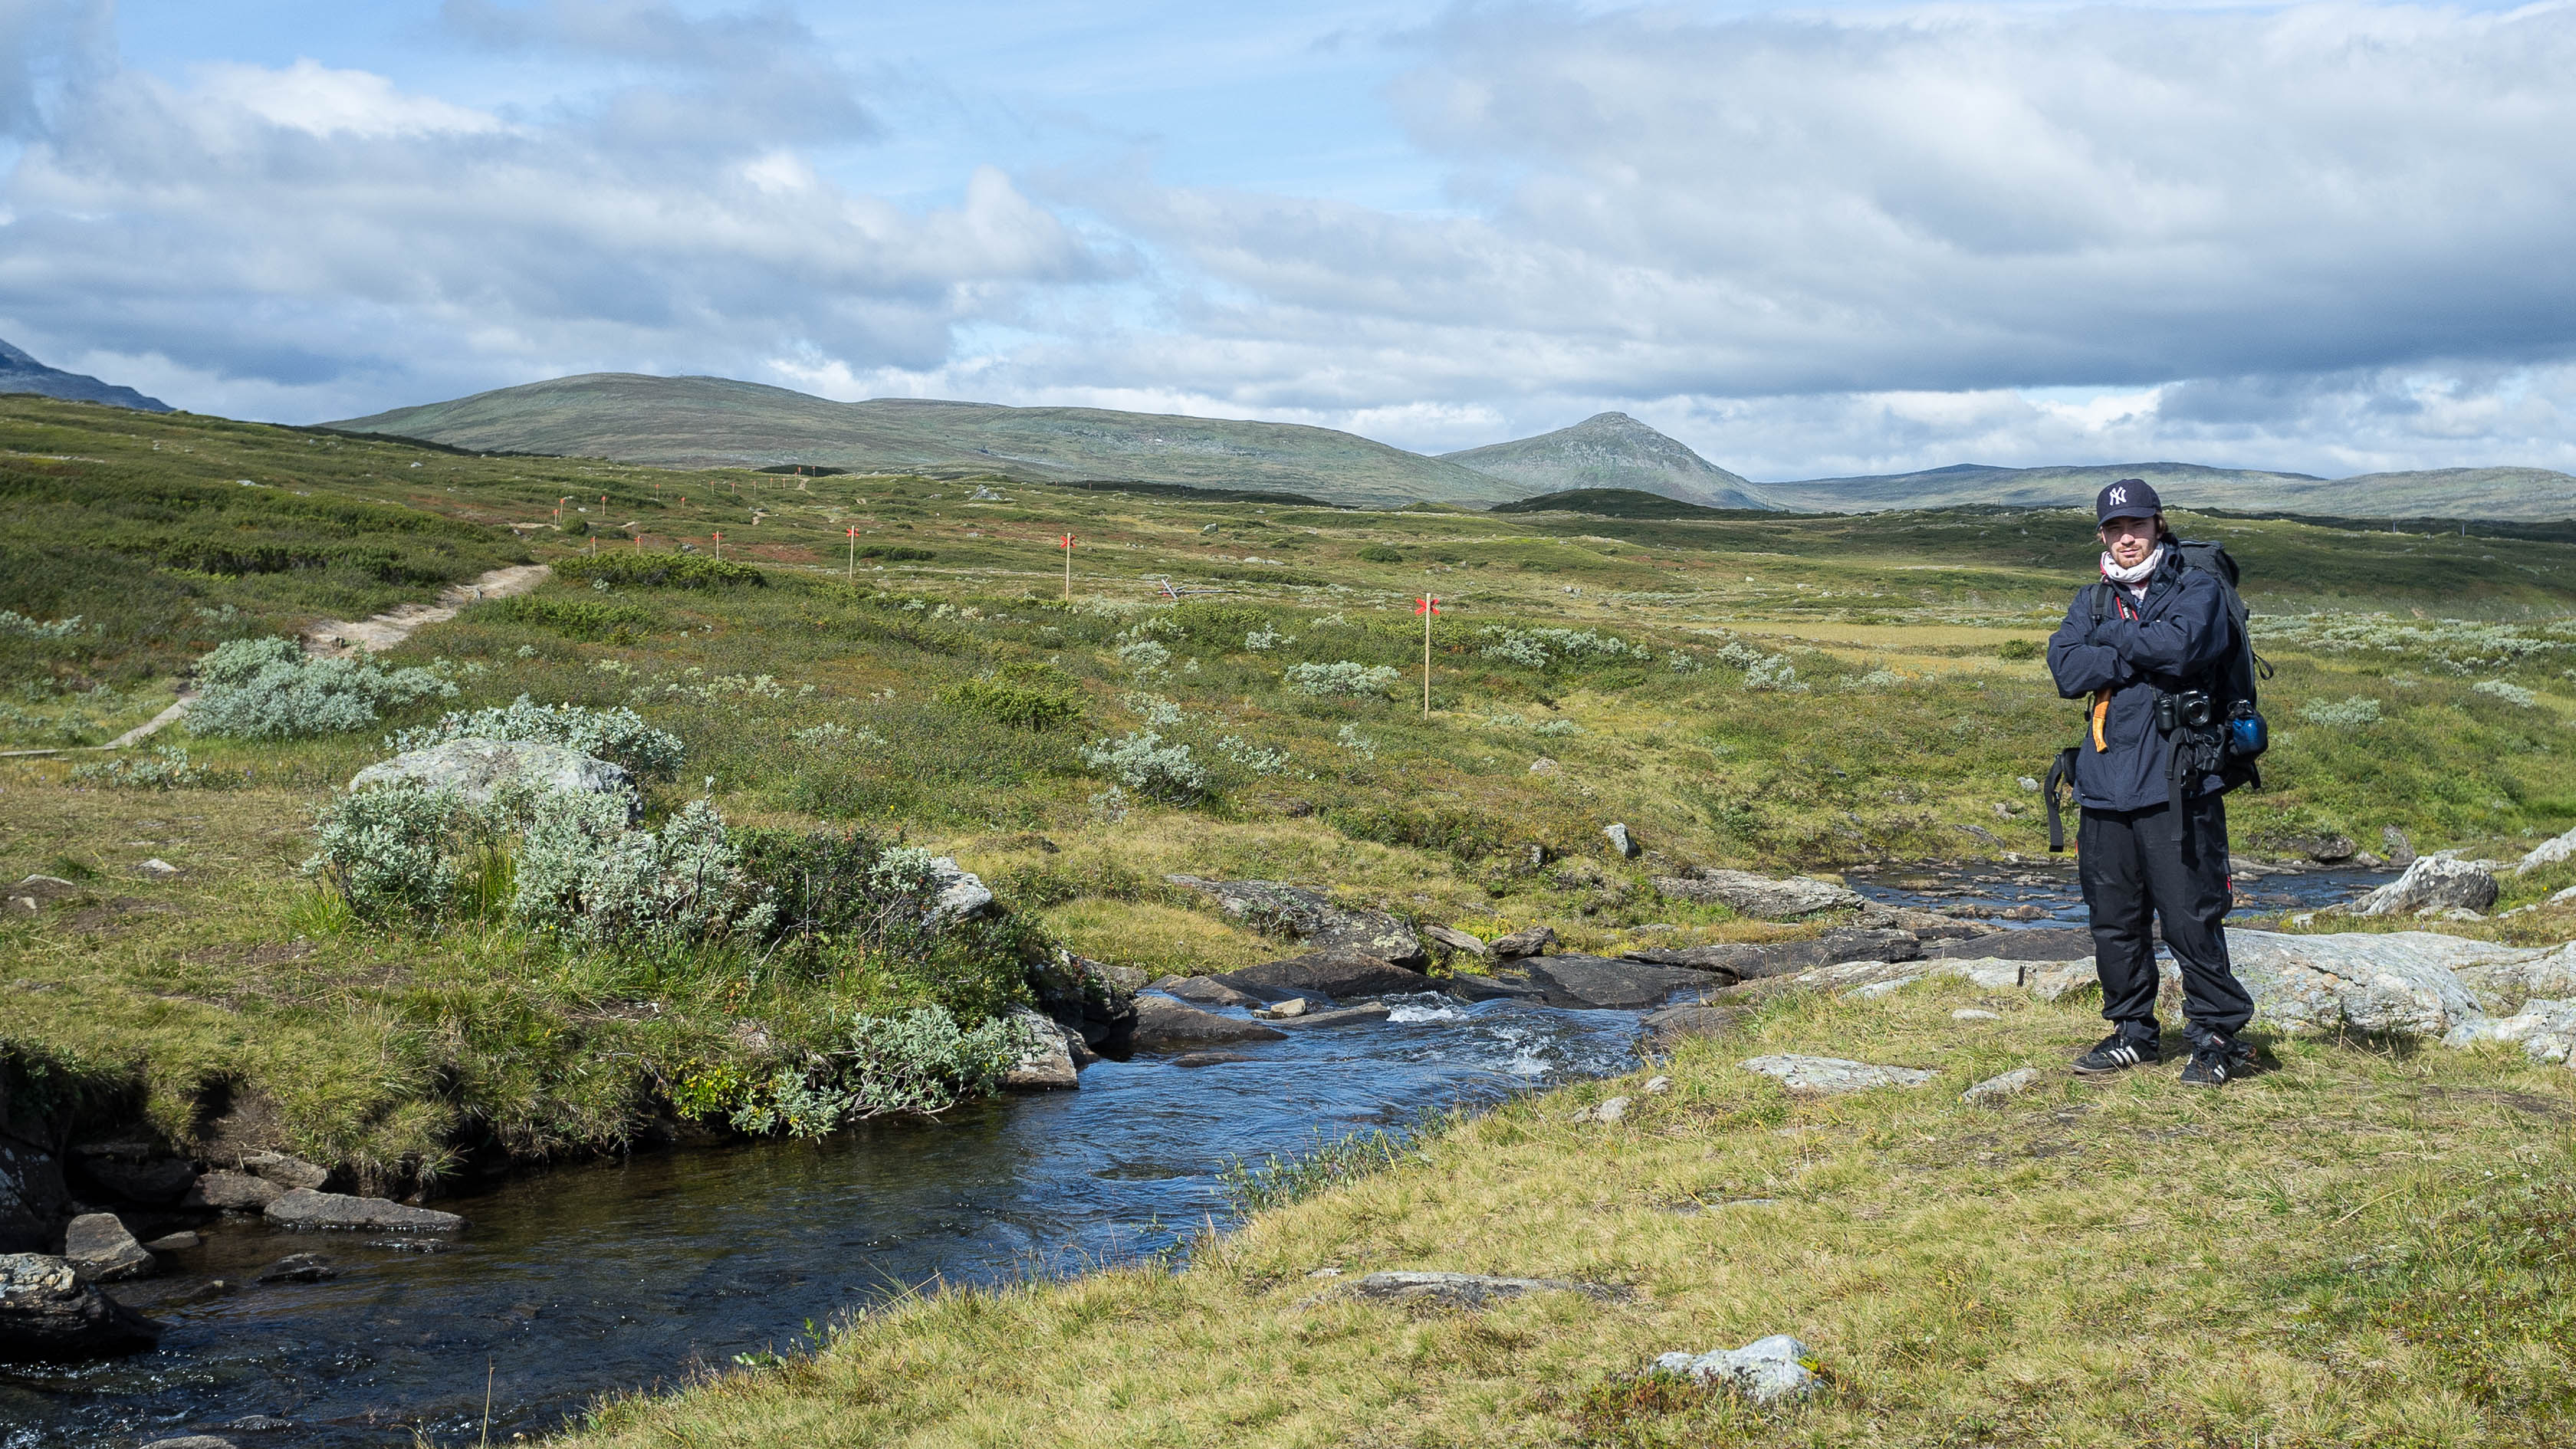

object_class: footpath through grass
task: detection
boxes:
[567,977,2576,1448]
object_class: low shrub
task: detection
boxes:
[856,545,935,562]
[943,672,1083,731]
[485,595,656,641]
[301,780,463,922]
[727,1007,1040,1136]
[2299,695,2384,728]
[511,794,774,952]
[2476,679,2542,708]
[389,695,685,778]
[68,746,238,790]
[1285,661,1400,698]
[1998,639,2043,661]
[555,551,765,590]
[1080,730,1208,803]
[1355,544,1405,563]
[188,636,457,739]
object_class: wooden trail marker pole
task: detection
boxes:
[713,531,722,560]
[847,526,859,583]
[1415,593,1440,716]
[1060,533,1074,600]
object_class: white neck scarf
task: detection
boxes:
[2100,544,2164,599]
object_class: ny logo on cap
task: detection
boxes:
[2108,486,2128,507]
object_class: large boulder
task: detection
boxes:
[1127,997,1290,1052]
[1641,1004,1739,1053]
[1217,950,1434,1001]
[2229,930,2495,1037]
[2454,942,2576,1013]
[1165,876,1425,966]
[264,1190,465,1234]
[1652,870,1861,919]
[0,1253,163,1357]
[185,1171,283,1211]
[350,738,638,820]
[2351,854,2499,917]
[1522,955,1705,1010]
[61,1214,155,1283]
[1151,974,1264,1009]
[2516,825,2576,876]
[1625,927,1921,982]
[999,1007,1079,1090]
[1031,954,1139,1047]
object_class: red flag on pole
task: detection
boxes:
[1415,595,1440,615]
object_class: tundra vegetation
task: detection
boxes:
[5,395,2575,1443]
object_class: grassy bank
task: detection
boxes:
[565,978,2576,1447]
[10,390,2576,1178]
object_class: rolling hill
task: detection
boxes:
[1754,460,2576,521]
[1441,411,1769,509]
[0,337,169,412]
[330,373,1520,510]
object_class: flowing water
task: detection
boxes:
[3,860,2391,1446]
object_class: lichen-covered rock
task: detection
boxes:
[925,858,995,926]
[2444,998,2576,1063]
[1960,1068,2041,1105]
[1655,1334,1820,1404]
[2517,825,2576,876]
[998,1007,1079,1090]
[2229,930,2496,1037]
[1489,925,1555,960]
[186,1170,284,1211]
[2351,854,2498,917]
[237,1152,330,1191]
[1740,1055,1938,1092]
[0,1252,163,1357]
[1654,869,1860,918]
[1164,877,1425,966]
[62,1214,155,1283]
[1625,927,1921,981]
[350,738,637,819]
[1220,950,1433,1001]
[1347,1270,1619,1306]
[2453,942,2576,1013]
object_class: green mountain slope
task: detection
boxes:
[330,373,1518,510]
[1441,411,1769,509]
[1755,459,2576,521]
[0,337,169,412]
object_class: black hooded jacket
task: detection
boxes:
[2045,547,2234,811]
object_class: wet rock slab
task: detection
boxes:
[264,1190,464,1234]
[63,1214,156,1283]
[1165,876,1425,966]
[1624,927,1921,982]
[1651,870,1861,918]
[1641,1004,1739,1053]
[1522,955,1705,1010]
[1217,950,1434,1001]
[1127,997,1289,1052]
[0,1252,163,1357]
[2229,929,2499,1037]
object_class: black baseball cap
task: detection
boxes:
[2095,478,2160,524]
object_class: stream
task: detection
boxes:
[2,862,2389,1447]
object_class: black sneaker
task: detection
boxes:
[2180,1037,2253,1088]
[2072,1031,2161,1075]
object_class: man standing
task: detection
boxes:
[2045,480,2256,1086]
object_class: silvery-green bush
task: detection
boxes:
[729,1007,1041,1136]
[0,611,84,639]
[1079,730,1208,803]
[302,780,463,922]
[2298,695,2384,728]
[2474,679,2541,708]
[510,794,773,951]
[189,636,456,739]
[1477,627,1644,669]
[1284,661,1400,698]
[70,746,235,790]
[389,694,684,778]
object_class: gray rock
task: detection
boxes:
[2383,825,2417,869]
[1489,925,1555,959]
[0,1252,163,1357]
[925,857,997,927]
[1655,1334,1820,1405]
[238,1152,330,1191]
[0,1138,70,1254]
[138,857,182,880]
[1960,1067,2040,1104]
[185,1171,284,1212]
[1523,955,1704,1010]
[2454,942,2576,1012]
[1422,924,1488,958]
[1447,972,1543,1003]
[1604,823,1641,859]
[1641,1004,1738,1053]
[1254,997,1307,1019]
[1346,1270,1619,1306]
[350,737,639,819]
[2517,825,2576,876]
[1033,955,1138,1047]
[227,1416,294,1432]
[1569,1096,1629,1124]
[143,1231,201,1253]
[999,1007,1079,1090]
[255,1252,337,1283]
[2443,997,2576,1063]
[1219,950,1434,1001]
[1952,1008,2003,1020]
[1276,1004,1393,1029]
[1653,869,1861,919]
[1164,876,1426,966]
[1625,928,1922,982]
[1171,1052,1254,1068]
[140,1439,238,1449]
[263,1190,465,1234]
[1740,1054,1939,1092]
[1127,997,1290,1052]
[1152,974,1264,1009]
[1922,926,2095,962]
[2352,854,2496,918]
[62,1214,155,1283]
[69,1140,198,1204]
[2229,929,2498,1037]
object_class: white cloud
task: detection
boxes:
[193,58,506,138]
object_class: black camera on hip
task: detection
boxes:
[2155,689,2213,734]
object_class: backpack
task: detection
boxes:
[2043,539,2272,851]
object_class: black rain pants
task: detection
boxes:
[2077,792,2254,1045]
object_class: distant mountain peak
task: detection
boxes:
[0,337,172,412]
[1441,412,1767,510]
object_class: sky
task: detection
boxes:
[2,0,2574,481]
